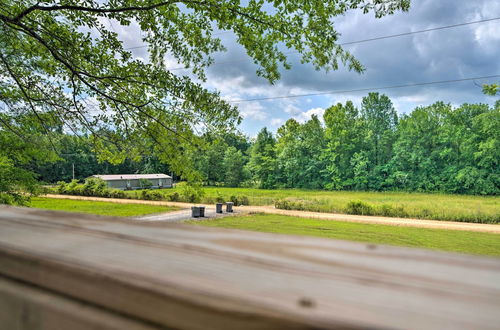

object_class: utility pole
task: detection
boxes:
[72,163,75,180]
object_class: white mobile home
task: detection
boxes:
[93,174,172,190]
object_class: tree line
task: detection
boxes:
[197,93,499,195]
[4,93,499,197]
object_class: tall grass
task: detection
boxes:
[200,187,500,224]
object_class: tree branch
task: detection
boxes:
[12,0,184,22]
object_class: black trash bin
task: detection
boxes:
[191,206,200,218]
[216,203,223,213]
[199,206,205,217]
[226,202,234,213]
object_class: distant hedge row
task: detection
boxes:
[54,179,253,206]
[56,178,126,198]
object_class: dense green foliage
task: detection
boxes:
[30,197,178,217]
[189,214,500,257]
[1,0,410,204]
[1,1,497,204]
[56,177,127,198]
[0,112,57,205]
[247,95,499,195]
[32,134,173,183]
[13,94,500,200]
[483,83,499,96]
[55,179,205,203]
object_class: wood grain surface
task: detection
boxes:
[1,206,499,329]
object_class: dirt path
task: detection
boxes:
[44,194,500,234]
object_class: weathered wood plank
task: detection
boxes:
[0,206,499,330]
[0,276,161,330]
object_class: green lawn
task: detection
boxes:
[29,197,179,217]
[188,214,500,257]
[126,186,499,223]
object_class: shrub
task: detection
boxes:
[274,198,289,210]
[345,200,374,215]
[167,192,180,202]
[81,177,107,196]
[65,179,81,195]
[214,191,225,203]
[56,178,132,199]
[378,204,408,218]
[56,181,67,194]
[141,190,152,200]
[150,191,164,201]
[230,194,249,206]
[275,198,315,211]
[177,182,204,203]
[109,189,126,198]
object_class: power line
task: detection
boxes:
[157,16,499,71]
[228,74,500,103]
[339,16,500,46]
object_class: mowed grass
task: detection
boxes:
[188,214,500,257]
[29,197,179,217]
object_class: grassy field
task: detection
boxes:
[188,214,500,257]
[29,197,179,217]
[125,186,499,223]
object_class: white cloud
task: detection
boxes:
[239,101,268,121]
[474,22,500,53]
[283,103,302,115]
[270,118,285,127]
[294,107,325,123]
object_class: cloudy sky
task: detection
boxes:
[120,0,500,137]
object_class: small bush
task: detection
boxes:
[275,198,315,211]
[229,195,249,206]
[81,177,107,196]
[345,200,374,215]
[377,204,408,218]
[65,179,81,194]
[150,191,164,201]
[109,189,126,198]
[238,195,249,206]
[167,192,180,202]
[56,181,67,194]
[141,190,152,200]
[177,182,204,203]
[275,198,290,210]
[214,191,225,203]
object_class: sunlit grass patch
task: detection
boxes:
[29,197,179,217]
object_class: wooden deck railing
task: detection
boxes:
[1,206,499,329]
